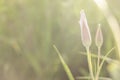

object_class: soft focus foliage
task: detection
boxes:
[0,0,120,80]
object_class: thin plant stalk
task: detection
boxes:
[86,47,95,80]
[97,47,101,69]
[95,47,114,80]
[96,47,101,80]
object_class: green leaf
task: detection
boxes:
[53,45,75,80]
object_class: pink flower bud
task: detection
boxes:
[79,10,92,48]
[95,24,103,47]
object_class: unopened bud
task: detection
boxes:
[95,24,103,47]
[79,10,92,48]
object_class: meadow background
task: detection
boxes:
[0,0,120,80]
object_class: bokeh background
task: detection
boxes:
[0,0,120,80]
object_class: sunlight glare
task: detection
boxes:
[94,0,107,9]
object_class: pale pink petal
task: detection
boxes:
[79,10,92,47]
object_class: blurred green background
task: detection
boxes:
[0,0,120,80]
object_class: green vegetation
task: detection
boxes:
[0,0,120,80]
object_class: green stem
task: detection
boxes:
[96,47,101,80]
[86,47,94,80]
[95,47,114,80]
[97,47,100,69]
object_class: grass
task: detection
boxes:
[53,45,75,80]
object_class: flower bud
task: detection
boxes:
[79,10,92,48]
[95,24,103,47]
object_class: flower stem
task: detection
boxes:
[97,47,101,71]
[96,47,101,80]
[86,47,94,80]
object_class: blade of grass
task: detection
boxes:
[79,47,118,64]
[53,45,75,80]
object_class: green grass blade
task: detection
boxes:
[53,45,75,80]
[79,48,118,64]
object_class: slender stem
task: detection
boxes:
[86,47,94,80]
[96,48,112,80]
[97,47,101,69]
[96,47,101,80]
